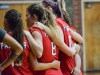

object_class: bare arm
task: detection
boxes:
[75,53,81,68]
[30,31,43,58]
[70,29,83,44]
[70,28,82,75]
[56,26,80,56]
[29,51,60,71]
[0,33,23,71]
[24,30,43,58]
[33,22,79,56]
[71,53,81,75]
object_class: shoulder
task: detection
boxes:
[0,28,6,34]
[29,27,42,33]
[0,28,6,42]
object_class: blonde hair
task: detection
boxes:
[62,9,72,25]
[27,4,60,39]
[41,8,60,39]
[60,0,72,25]
[60,0,66,11]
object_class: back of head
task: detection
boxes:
[5,9,24,62]
[41,8,56,28]
[27,4,44,22]
[42,0,63,18]
[41,6,61,42]
[27,4,60,41]
[4,9,23,31]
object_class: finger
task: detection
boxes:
[77,72,80,75]
[75,72,79,75]
[73,69,76,75]
[74,71,77,75]
[33,22,38,26]
[74,70,79,75]
[71,69,74,74]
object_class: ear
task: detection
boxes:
[3,19,8,30]
[33,14,38,21]
[4,19,8,26]
[47,6,51,10]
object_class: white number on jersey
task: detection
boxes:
[51,42,56,56]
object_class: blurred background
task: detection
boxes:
[0,0,100,75]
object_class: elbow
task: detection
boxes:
[33,67,39,71]
[16,46,23,55]
[79,38,84,44]
[31,66,39,71]
[33,65,40,71]
[36,48,43,58]
[81,38,84,43]
[63,51,75,57]
[66,50,76,56]
[21,47,23,52]
[75,38,83,44]
[19,46,23,53]
[37,52,42,58]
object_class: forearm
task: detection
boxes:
[25,31,42,58]
[59,43,76,56]
[34,62,53,71]
[1,34,23,70]
[44,26,64,47]
[29,52,53,71]
[0,52,19,71]
[2,34,23,55]
[28,37,42,58]
[44,26,55,40]
[74,53,81,68]
[42,24,78,57]
[71,29,83,44]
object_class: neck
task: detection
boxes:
[27,22,36,30]
[6,29,12,34]
[7,31,13,34]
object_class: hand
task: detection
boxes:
[23,30,30,36]
[71,67,80,75]
[73,43,80,53]
[33,22,46,30]
[51,60,60,69]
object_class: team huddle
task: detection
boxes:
[0,0,83,75]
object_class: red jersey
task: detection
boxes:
[70,25,77,44]
[56,18,82,75]
[0,34,33,75]
[29,28,63,75]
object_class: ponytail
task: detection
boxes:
[4,9,24,62]
[60,0,72,26]
[60,0,66,12]
[12,17,24,61]
[41,8,60,39]
[61,9,72,26]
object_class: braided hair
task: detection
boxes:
[5,9,24,63]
